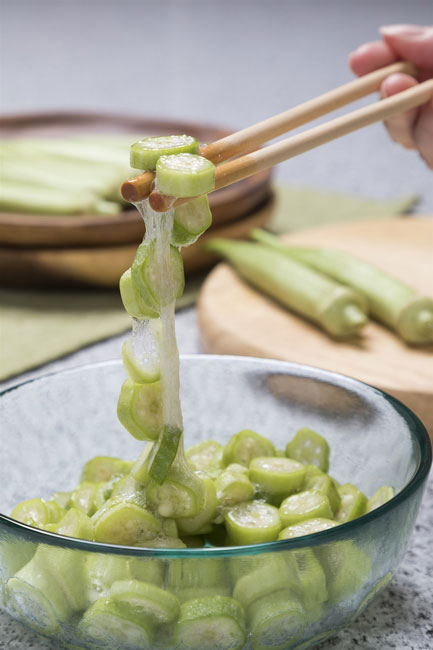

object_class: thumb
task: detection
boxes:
[380,25,433,73]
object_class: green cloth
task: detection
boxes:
[0,185,418,380]
[268,185,418,234]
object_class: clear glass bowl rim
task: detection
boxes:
[0,355,431,558]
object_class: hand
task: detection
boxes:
[349,25,433,168]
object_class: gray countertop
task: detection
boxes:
[1,1,432,648]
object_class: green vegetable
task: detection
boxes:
[177,477,217,535]
[156,153,215,198]
[50,491,72,509]
[278,517,337,540]
[366,486,395,512]
[353,572,392,619]
[225,501,282,545]
[109,579,180,624]
[131,240,185,315]
[334,483,367,523]
[131,443,154,485]
[223,429,275,467]
[291,548,328,611]
[248,590,306,650]
[117,378,163,441]
[0,181,121,216]
[70,481,109,517]
[214,464,255,508]
[8,546,87,634]
[285,428,330,472]
[147,425,183,484]
[86,555,163,602]
[92,500,162,545]
[186,440,224,478]
[130,135,199,171]
[207,239,367,337]
[56,508,94,540]
[8,571,69,635]
[175,596,246,650]
[111,474,140,499]
[233,555,298,609]
[167,557,229,602]
[81,456,132,483]
[302,465,341,514]
[251,230,433,344]
[122,339,161,384]
[279,490,333,527]
[78,597,154,649]
[316,540,372,604]
[119,268,159,320]
[172,195,213,246]
[146,462,206,519]
[11,498,57,528]
[249,456,306,496]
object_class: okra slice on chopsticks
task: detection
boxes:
[130,135,199,170]
[206,239,368,338]
[172,195,213,246]
[156,153,215,197]
[251,228,433,344]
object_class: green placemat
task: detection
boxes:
[0,186,418,380]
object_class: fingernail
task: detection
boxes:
[380,24,424,37]
[349,43,372,57]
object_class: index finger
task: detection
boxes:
[349,40,397,77]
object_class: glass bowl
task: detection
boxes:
[0,356,431,650]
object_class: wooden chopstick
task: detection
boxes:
[148,78,433,212]
[121,60,416,203]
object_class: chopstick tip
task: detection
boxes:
[121,180,138,203]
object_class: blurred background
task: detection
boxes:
[2,0,432,208]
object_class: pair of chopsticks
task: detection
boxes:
[121,61,433,212]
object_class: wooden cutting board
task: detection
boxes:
[198,218,433,435]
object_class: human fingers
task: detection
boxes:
[380,25,433,79]
[349,40,396,76]
[380,73,420,149]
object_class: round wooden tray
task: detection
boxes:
[0,112,272,248]
[0,196,273,288]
